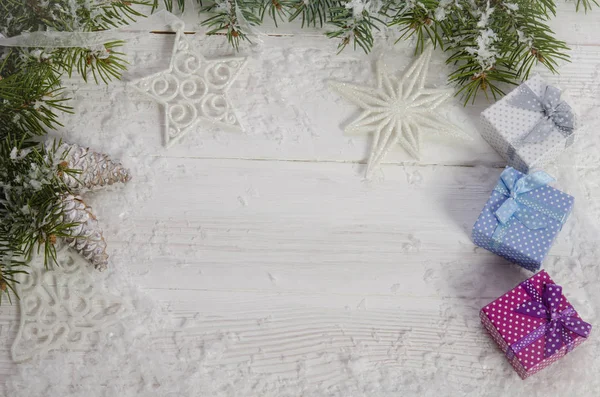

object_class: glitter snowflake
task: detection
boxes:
[11,248,130,362]
[329,45,471,175]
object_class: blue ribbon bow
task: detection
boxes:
[508,83,575,145]
[491,169,556,245]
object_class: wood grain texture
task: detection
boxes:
[54,34,600,168]
[168,2,600,46]
[1,8,600,394]
[107,160,580,297]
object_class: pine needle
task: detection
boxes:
[152,0,597,104]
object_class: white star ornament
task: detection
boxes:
[131,27,246,147]
[329,45,471,175]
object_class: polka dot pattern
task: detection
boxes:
[563,318,593,338]
[513,283,592,357]
[472,168,574,272]
[480,271,592,379]
[525,335,587,379]
[508,84,575,143]
[480,74,578,173]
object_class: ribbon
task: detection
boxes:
[0,10,186,49]
[506,280,592,360]
[508,82,575,144]
[491,169,558,247]
[506,81,575,162]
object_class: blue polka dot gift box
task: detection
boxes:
[480,270,592,379]
[472,167,574,272]
[480,74,578,173]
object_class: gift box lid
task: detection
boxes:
[490,167,573,224]
[472,167,574,269]
[481,271,591,371]
[481,74,577,167]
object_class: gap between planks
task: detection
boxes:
[146,155,508,168]
[145,30,600,48]
[144,155,600,171]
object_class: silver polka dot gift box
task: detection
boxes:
[472,167,574,272]
[480,74,577,173]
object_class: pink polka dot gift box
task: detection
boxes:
[480,74,577,173]
[472,167,574,272]
[481,270,592,379]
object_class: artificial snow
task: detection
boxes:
[0,25,599,397]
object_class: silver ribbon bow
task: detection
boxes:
[508,83,575,145]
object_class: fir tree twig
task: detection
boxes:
[150,0,598,103]
[0,0,144,301]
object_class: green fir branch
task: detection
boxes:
[577,0,600,12]
[0,0,149,37]
[288,0,337,27]
[0,137,79,300]
[201,0,262,49]
[152,0,598,103]
[153,0,188,12]
[260,0,292,27]
[0,0,143,301]
[327,8,382,53]
[0,55,71,140]
[384,0,441,53]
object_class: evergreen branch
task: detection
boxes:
[148,0,598,103]
[201,0,262,49]
[327,9,382,53]
[389,14,440,53]
[0,0,149,37]
[0,57,71,140]
[93,1,150,30]
[260,0,291,27]
[0,0,143,301]
[577,0,600,12]
[59,41,130,84]
[288,0,338,27]
[153,0,188,12]
[0,137,80,300]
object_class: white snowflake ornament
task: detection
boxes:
[131,23,246,147]
[11,248,130,362]
[329,45,471,175]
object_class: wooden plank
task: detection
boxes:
[56,34,600,167]
[104,156,599,321]
[97,159,600,392]
[0,291,501,392]
[151,2,600,46]
[0,156,598,392]
[0,4,599,393]
[104,158,589,298]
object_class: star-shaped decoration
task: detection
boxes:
[329,45,471,175]
[131,25,246,147]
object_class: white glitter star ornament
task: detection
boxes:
[329,45,471,175]
[131,23,246,147]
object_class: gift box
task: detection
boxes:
[472,167,574,272]
[480,74,577,173]
[480,270,592,379]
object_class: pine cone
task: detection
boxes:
[50,141,131,192]
[60,194,108,271]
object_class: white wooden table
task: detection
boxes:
[1,5,600,396]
